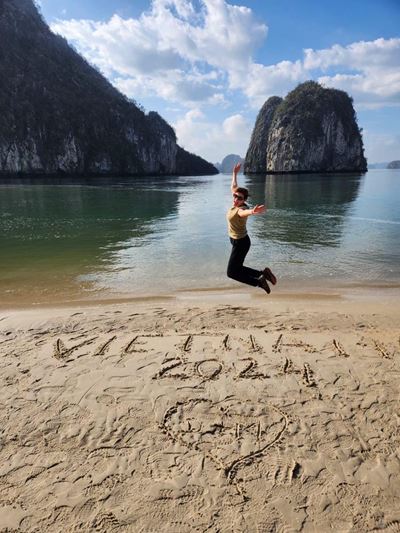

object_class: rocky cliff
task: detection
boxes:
[244,97,282,173]
[0,0,217,176]
[245,82,367,174]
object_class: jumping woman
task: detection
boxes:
[226,162,277,294]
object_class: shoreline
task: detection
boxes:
[1,280,400,312]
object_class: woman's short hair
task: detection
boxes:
[234,186,249,200]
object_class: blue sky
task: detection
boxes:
[38,0,400,164]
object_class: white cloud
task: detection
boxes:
[233,60,306,108]
[174,110,251,162]
[307,39,400,108]
[49,2,400,162]
[51,1,400,113]
[51,0,266,107]
[114,69,226,107]
[303,38,400,71]
[222,113,248,137]
[239,38,400,109]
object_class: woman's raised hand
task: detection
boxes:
[252,204,266,214]
[233,162,241,174]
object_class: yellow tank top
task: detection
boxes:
[226,206,248,239]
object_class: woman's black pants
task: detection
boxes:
[227,235,261,287]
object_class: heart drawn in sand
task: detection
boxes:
[162,398,288,483]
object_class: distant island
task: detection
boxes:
[0,0,217,177]
[368,162,389,169]
[369,161,400,169]
[215,154,244,173]
[244,81,367,174]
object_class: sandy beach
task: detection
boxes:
[1,289,399,532]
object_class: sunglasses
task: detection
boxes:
[233,193,245,200]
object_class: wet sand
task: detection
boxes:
[1,291,399,532]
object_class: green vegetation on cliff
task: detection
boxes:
[0,0,217,176]
[245,81,367,174]
[273,81,362,143]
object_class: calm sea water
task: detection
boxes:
[1,170,399,304]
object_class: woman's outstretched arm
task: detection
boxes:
[231,162,241,193]
[238,204,266,218]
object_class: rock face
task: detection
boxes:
[244,97,282,173]
[245,82,367,174]
[175,147,220,176]
[0,0,217,176]
[387,160,400,169]
[215,154,244,173]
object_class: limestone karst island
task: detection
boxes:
[0,0,217,176]
[245,81,367,174]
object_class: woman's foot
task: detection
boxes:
[263,267,277,285]
[258,275,271,294]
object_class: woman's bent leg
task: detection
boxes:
[227,236,261,287]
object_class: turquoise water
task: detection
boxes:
[0,170,399,304]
